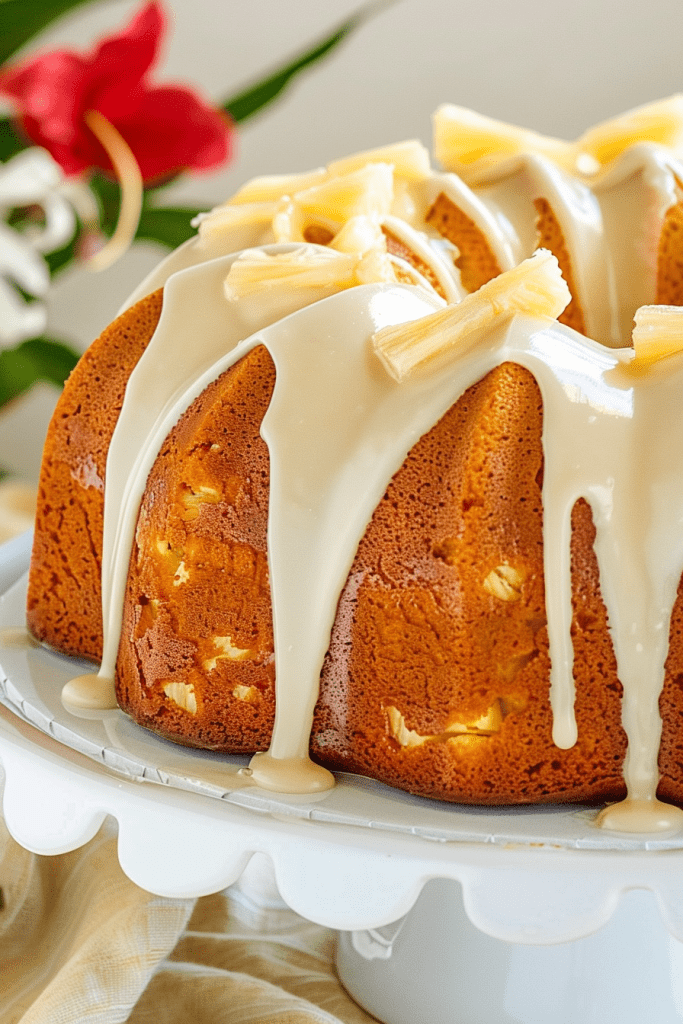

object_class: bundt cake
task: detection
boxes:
[26,97,683,831]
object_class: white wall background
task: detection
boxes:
[3,0,683,478]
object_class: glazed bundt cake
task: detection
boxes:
[26,97,683,831]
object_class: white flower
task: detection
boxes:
[0,148,76,348]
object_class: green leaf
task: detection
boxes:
[0,0,98,67]
[45,235,78,275]
[0,117,28,162]
[87,171,122,231]
[223,0,391,124]
[135,207,202,250]
[89,171,201,249]
[0,336,79,407]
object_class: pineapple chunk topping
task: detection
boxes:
[632,305,683,366]
[328,215,385,255]
[198,139,432,259]
[224,245,396,300]
[373,250,571,382]
[326,140,430,181]
[434,104,569,179]
[198,139,451,303]
[194,200,280,239]
[273,163,394,241]
[434,96,683,181]
[227,168,328,205]
[578,95,683,169]
[163,682,197,714]
[200,162,395,249]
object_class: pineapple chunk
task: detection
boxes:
[373,249,571,382]
[225,246,356,297]
[327,140,431,181]
[632,305,683,366]
[435,96,683,181]
[578,95,683,170]
[204,635,253,672]
[180,484,221,523]
[228,168,327,204]
[386,701,503,748]
[434,105,570,179]
[233,684,259,702]
[272,163,394,245]
[483,563,526,602]
[163,682,197,714]
[290,163,394,222]
[387,706,430,747]
[196,200,280,239]
[224,245,396,300]
[329,215,386,255]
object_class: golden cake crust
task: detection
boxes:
[116,345,276,751]
[312,363,628,803]
[25,96,683,808]
[25,283,683,806]
[27,290,163,660]
[109,336,643,804]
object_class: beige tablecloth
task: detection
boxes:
[0,484,377,1024]
[0,813,377,1024]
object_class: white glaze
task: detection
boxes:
[62,101,683,831]
[66,269,683,829]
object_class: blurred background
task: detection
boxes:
[3,0,683,484]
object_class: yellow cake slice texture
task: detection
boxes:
[657,177,683,306]
[533,197,586,335]
[425,191,502,293]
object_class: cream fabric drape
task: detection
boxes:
[0,487,377,1024]
[0,482,35,545]
[0,814,378,1024]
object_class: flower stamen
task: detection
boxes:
[83,110,143,271]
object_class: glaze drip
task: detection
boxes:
[59,99,683,830]
[63,261,683,830]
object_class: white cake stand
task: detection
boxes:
[3,532,683,1024]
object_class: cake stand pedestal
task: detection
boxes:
[3,534,683,1024]
[337,879,683,1024]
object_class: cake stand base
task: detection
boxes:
[4,536,683,1024]
[338,880,683,1024]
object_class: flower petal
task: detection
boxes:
[114,86,232,181]
[0,2,165,176]
[0,223,51,296]
[0,1,230,183]
[0,278,47,346]
[88,1,163,88]
[81,1,164,119]
[0,148,62,204]
[0,51,87,153]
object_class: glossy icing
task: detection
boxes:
[62,99,683,832]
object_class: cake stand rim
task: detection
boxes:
[6,534,683,944]
[4,532,683,855]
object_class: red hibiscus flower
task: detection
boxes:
[0,1,231,183]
